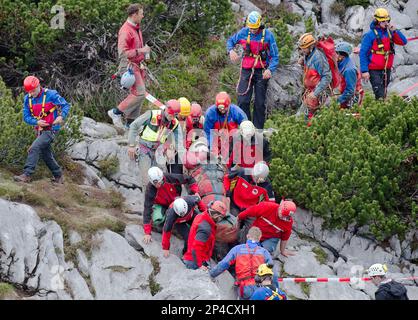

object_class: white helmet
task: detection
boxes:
[252,161,269,183]
[368,263,388,277]
[173,198,188,217]
[148,167,164,185]
[120,69,136,89]
[240,120,256,139]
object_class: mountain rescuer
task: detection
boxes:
[127,99,181,191]
[368,263,409,300]
[237,200,297,255]
[142,167,199,244]
[14,76,71,184]
[227,161,275,217]
[182,200,227,270]
[204,91,247,159]
[359,8,407,100]
[335,42,364,108]
[108,3,151,129]
[209,227,272,300]
[228,120,271,170]
[227,11,279,129]
[297,33,332,119]
[250,263,287,300]
[161,195,206,257]
[185,102,205,149]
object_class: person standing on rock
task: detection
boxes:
[335,42,364,108]
[142,167,199,244]
[297,33,332,122]
[237,200,297,256]
[227,11,279,129]
[108,3,151,129]
[161,195,206,257]
[359,8,408,100]
[14,76,71,184]
[209,227,273,300]
[127,99,181,191]
[368,263,409,300]
[182,200,227,270]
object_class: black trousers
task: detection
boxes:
[237,68,269,129]
[369,69,391,100]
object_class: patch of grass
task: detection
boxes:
[64,238,93,263]
[97,155,119,179]
[300,282,311,297]
[106,189,124,210]
[312,246,328,265]
[148,256,162,296]
[288,294,301,301]
[81,217,126,235]
[330,1,346,17]
[60,156,85,185]
[0,283,15,299]
[105,266,132,273]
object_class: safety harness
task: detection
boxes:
[371,28,394,99]
[237,29,267,96]
[29,89,56,120]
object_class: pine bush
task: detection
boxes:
[266,95,418,240]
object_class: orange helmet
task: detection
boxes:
[165,99,181,115]
[23,76,40,92]
[209,200,227,216]
[298,33,316,49]
[190,103,202,118]
[215,91,231,112]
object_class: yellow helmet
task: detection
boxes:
[374,8,390,22]
[178,97,191,117]
[298,33,316,49]
[246,11,262,29]
[256,263,274,277]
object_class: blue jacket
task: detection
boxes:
[209,240,272,278]
[23,88,71,131]
[359,22,407,73]
[250,285,287,300]
[227,27,279,73]
[337,57,358,104]
[204,104,247,149]
[304,47,332,97]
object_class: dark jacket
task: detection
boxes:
[375,280,409,300]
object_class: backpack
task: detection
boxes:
[316,36,341,89]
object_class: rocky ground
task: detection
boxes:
[1,0,417,300]
[1,116,416,300]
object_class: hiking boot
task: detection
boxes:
[51,175,64,184]
[107,108,124,129]
[13,174,31,183]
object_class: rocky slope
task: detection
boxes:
[1,116,416,300]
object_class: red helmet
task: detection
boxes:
[215,92,231,112]
[279,200,297,217]
[165,99,181,115]
[190,103,202,118]
[183,151,199,170]
[209,200,227,216]
[23,76,40,92]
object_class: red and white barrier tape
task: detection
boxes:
[398,82,418,97]
[278,276,418,283]
[145,92,165,109]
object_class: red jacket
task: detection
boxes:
[143,173,199,234]
[238,202,293,242]
[183,211,216,267]
[118,20,145,66]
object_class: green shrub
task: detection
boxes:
[270,19,294,65]
[267,95,418,240]
[304,16,315,35]
[97,155,119,179]
[0,76,82,169]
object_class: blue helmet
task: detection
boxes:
[335,41,353,56]
[246,11,262,29]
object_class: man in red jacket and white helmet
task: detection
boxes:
[237,200,297,256]
[108,3,151,129]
